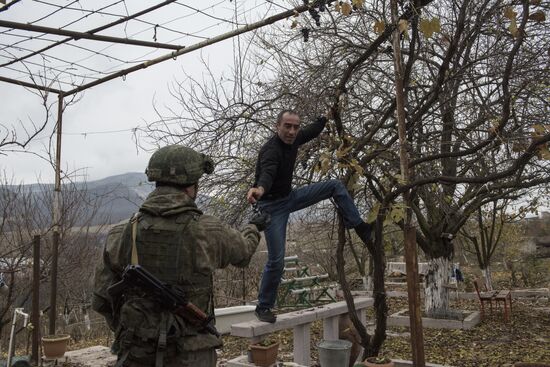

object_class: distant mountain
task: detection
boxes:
[83,172,155,225]
[12,172,212,227]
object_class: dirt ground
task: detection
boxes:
[55,297,550,367]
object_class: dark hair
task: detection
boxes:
[276,109,299,124]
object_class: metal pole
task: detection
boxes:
[390,0,425,364]
[0,19,184,50]
[32,235,40,363]
[0,75,64,94]
[49,93,63,336]
[242,268,246,305]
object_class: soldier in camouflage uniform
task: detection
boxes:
[92,145,267,367]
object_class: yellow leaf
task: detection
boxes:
[336,145,352,158]
[350,159,364,175]
[512,141,528,152]
[352,0,364,7]
[537,145,550,160]
[398,19,408,34]
[390,205,406,224]
[341,2,352,16]
[509,18,518,37]
[533,124,549,135]
[504,6,517,20]
[374,20,385,34]
[320,156,331,175]
[419,18,441,39]
[366,203,380,224]
[529,11,546,22]
[432,18,441,33]
[419,18,434,38]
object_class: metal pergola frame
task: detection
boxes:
[0,0,314,346]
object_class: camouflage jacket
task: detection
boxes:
[92,186,260,354]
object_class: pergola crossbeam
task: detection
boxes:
[0,19,184,50]
[64,2,313,96]
[0,75,63,94]
[0,0,177,68]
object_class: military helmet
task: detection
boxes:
[145,145,215,186]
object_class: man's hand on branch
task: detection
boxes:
[247,187,264,204]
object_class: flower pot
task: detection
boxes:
[42,334,70,359]
[249,342,279,367]
[364,357,394,367]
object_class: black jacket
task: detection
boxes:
[253,117,327,200]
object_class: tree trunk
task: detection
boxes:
[424,256,451,318]
[482,265,493,291]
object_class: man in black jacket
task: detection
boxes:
[247,109,373,323]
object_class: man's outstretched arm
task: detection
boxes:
[297,115,328,144]
[248,145,278,203]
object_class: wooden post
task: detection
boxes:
[49,93,63,335]
[31,235,40,363]
[390,0,426,364]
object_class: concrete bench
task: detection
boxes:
[284,255,299,264]
[281,274,329,285]
[231,297,373,366]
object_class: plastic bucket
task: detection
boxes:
[317,339,353,367]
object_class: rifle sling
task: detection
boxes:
[130,213,139,266]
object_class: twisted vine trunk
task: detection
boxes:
[336,215,387,358]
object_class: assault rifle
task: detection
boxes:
[108,264,219,337]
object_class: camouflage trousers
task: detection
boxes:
[120,348,217,367]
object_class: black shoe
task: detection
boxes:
[255,307,276,323]
[354,221,373,244]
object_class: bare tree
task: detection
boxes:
[0,172,107,348]
[141,0,550,356]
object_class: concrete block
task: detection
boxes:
[226,355,307,367]
[392,359,454,367]
[387,309,480,330]
[215,305,257,334]
[61,346,116,367]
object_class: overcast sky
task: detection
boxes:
[0,0,284,184]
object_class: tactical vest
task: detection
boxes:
[114,211,220,367]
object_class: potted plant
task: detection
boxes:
[364,356,394,367]
[249,337,279,367]
[42,334,71,359]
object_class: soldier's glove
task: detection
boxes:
[249,204,271,231]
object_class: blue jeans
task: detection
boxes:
[256,179,363,309]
